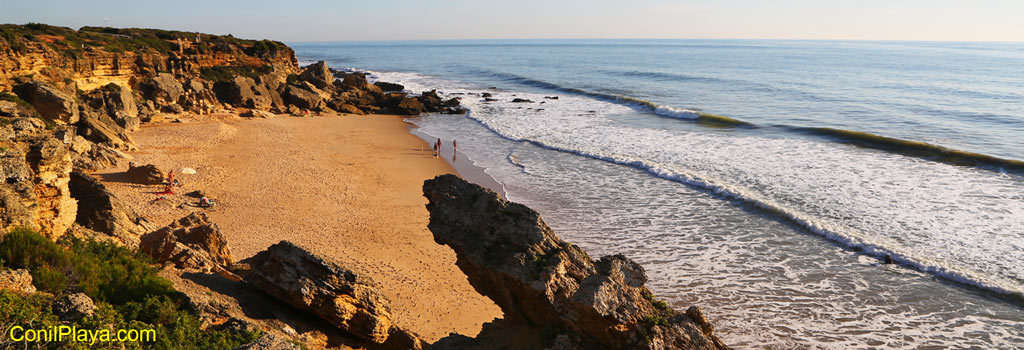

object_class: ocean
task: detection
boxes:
[291,39,1024,349]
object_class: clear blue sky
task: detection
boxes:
[1,0,1021,42]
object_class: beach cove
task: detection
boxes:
[94,113,503,342]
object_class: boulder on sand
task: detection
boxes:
[235,241,425,347]
[284,83,325,110]
[69,171,153,247]
[125,162,165,185]
[140,212,233,271]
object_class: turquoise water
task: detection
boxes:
[293,40,1024,349]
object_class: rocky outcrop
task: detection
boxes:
[12,82,79,124]
[423,174,730,350]
[0,136,78,239]
[69,171,153,247]
[82,83,139,131]
[53,293,97,321]
[140,212,233,271]
[76,109,136,151]
[213,76,276,111]
[284,83,325,110]
[141,73,184,107]
[71,141,130,171]
[0,269,36,294]
[374,81,405,92]
[125,162,165,185]
[299,61,333,90]
[235,241,424,348]
[418,90,465,114]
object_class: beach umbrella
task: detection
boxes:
[180,167,197,175]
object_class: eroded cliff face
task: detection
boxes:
[0,25,297,91]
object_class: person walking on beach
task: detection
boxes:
[452,139,458,161]
[433,142,439,157]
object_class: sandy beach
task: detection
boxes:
[94,113,503,342]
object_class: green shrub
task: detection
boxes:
[200,65,273,83]
[0,228,73,291]
[0,229,260,349]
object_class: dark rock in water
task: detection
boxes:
[884,255,895,264]
[235,241,425,347]
[383,96,424,115]
[140,212,234,271]
[484,98,498,102]
[53,293,96,321]
[69,171,153,247]
[545,96,559,100]
[416,90,465,114]
[374,81,405,92]
[12,81,79,124]
[299,61,334,90]
[125,162,165,185]
[511,98,533,103]
[423,174,730,350]
[481,92,492,98]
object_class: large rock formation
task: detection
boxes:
[423,175,730,350]
[69,171,153,247]
[141,73,185,107]
[0,134,78,239]
[11,81,79,124]
[125,162,165,185]
[299,61,333,90]
[284,83,325,110]
[76,109,136,151]
[235,241,425,348]
[212,76,276,111]
[82,83,140,131]
[140,212,233,271]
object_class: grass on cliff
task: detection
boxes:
[0,23,289,59]
[200,65,274,83]
[0,228,260,349]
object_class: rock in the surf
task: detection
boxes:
[423,174,730,350]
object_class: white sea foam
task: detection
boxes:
[368,67,1024,348]
[653,105,701,119]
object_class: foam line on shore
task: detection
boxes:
[456,108,1024,302]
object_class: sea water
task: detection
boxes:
[292,40,1024,349]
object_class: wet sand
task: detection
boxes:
[96,113,503,341]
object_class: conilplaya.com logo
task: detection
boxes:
[4,325,156,346]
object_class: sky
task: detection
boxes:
[0,0,1021,42]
